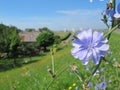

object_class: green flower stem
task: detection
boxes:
[51,52,55,76]
[74,72,82,82]
[102,57,113,66]
[104,24,119,40]
[105,22,109,29]
[87,58,102,85]
[46,59,76,90]
[115,66,119,90]
[115,66,118,80]
[45,65,69,90]
[74,72,86,90]
[50,48,56,78]
[92,59,102,76]
[111,0,116,27]
[113,0,116,11]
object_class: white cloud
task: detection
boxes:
[56,9,102,16]
[99,0,104,1]
[90,0,93,3]
[89,0,104,3]
[0,8,105,31]
[56,10,81,15]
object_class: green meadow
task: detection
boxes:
[0,32,120,90]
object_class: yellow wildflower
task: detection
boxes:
[68,86,72,90]
[25,72,28,76]
[73,83,76,87]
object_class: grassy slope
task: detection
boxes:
[0,44,75,90]
[54,32,67,37]
[0,32,120,90]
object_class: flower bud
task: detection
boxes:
[71,65,78,73]
[47,68,56,78]
[110,0,114,3]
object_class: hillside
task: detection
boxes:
[0,32,120,90]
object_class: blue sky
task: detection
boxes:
[0,0,117,31]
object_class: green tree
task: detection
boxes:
[0,24,11,54]
[39,27,53,33]
[54,35,61,44]
[9,26,21,66]
[25,28,35,32]
[36,31,54,51]
[0,24,21,67]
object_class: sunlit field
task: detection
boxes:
[0,0,120,90]
[0,32,120,90]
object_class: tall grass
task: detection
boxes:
[0,32,120,90]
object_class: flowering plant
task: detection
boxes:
[46,0,120,90]
[70,0,120,89]
[71,29,109,65]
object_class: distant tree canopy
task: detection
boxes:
[0,24,21,59]
[37,27,62,51]
[39,27,53,33]
[54,35,61,44]
[36,30,54,50]
[25,28,35,32]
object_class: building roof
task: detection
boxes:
[19,31,40,42]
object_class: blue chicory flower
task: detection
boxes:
[69,72,73,76]
[87,82,92,87]
[100,68,104,72]
[71,29,109,65]
[93,69,99,76]
[95,82,107,90]
[107,51,113,55]
[95,84,99,90]
[100,76,104,81]
[117,2,120,14]
[114,13,120,19]
[86,65,90,70]
[99,82,107,89]
[106,9,115,17]
[107,79,112,83]
[75,86,79,90]
[113,57,116,61]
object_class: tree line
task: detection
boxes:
[0,24,61,68]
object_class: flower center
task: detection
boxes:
[87,44,94,50]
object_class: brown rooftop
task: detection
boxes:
[19,31,41,42]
